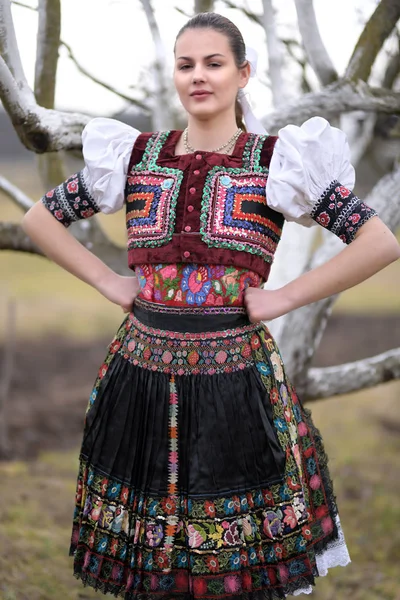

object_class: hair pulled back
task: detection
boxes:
[175,13,248,131]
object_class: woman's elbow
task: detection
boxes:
[355,216,400,265]
[378,223,400,264]
[21,201,46,235]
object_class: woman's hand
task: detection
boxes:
[244,287,292,323]
[96,271,141,313]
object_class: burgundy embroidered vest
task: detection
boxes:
[124,130,284,281]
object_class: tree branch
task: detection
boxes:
[0,53,30,118]
[293,0,338,86]
[11,0,36,9]
[0,0,32,94]
[264,79,400,132]
[261,0,288,106]
[60,41,150,113]
[220,0,262,26]
[34,0,66,191]
[383,35,400,88]
[0,174,34,211]
[139,0,172,130]
[346,0,400,82]
[194,0,215,12]
[35,0,60,108]
[0,222,44,254]
[304,347,400,401]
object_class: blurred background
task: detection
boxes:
[0,0,400,599]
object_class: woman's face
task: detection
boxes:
[174,28,250,121]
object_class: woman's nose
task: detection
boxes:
[192,65,206,83]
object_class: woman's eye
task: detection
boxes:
[209,63,221,68]
[179,64,192,70]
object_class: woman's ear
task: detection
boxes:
[239,62,251,90]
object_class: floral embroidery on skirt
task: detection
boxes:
[70,307,349,599]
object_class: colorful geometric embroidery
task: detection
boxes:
[311,179,377,243]
[71,315,338,598]
[126,173,181,245]
[134,262,263,307]
[125,132,184,249]
[200,136,284,262]
[201,172,283,261]
[41,169,99,227]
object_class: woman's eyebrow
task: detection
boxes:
[176,53,226,61]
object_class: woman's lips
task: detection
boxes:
[190,91,212,97]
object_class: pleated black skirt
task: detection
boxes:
[69,303,349,599]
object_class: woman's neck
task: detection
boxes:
[182,114,240,153]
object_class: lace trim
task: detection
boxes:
[292,516,350,596]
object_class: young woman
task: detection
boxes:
[22,12,400,600]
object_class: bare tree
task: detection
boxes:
[260,0,288,106]
[293,0,338,86]
[195,0,214,12]
[0,0,399,403]
[139,0,174,130]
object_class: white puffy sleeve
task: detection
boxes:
[266,116,377,243]
[41,117,140,226]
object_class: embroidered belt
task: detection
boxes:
[132,297,251,333]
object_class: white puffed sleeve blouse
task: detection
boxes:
[265,117,355,226]
[41,116,377,241]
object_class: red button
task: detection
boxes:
[196,154,202,160]
[184,225,191,232]
[189,187,196,194]
[183,251,191,258]
[193,169,200,175]
[187,205,194,212]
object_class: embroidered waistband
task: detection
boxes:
[120,313,262,375]
[133,296,247,316]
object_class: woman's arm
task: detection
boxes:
[22,201,139,313]
[244,216,400,322]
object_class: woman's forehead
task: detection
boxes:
[175,29,231,58]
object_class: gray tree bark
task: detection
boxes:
[293,0,338,86]
[346,0,400,82]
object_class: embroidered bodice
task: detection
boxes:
[122,130,282,280]
[41,116,378,284]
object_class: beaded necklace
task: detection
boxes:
[183,127,242,154]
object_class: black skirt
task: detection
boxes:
[70,302,349,599]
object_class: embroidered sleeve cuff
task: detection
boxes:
[41,169,100,227]
[310,180,378,244]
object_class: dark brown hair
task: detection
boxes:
[175,12,247,131]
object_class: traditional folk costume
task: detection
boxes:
[42,115,377,599]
